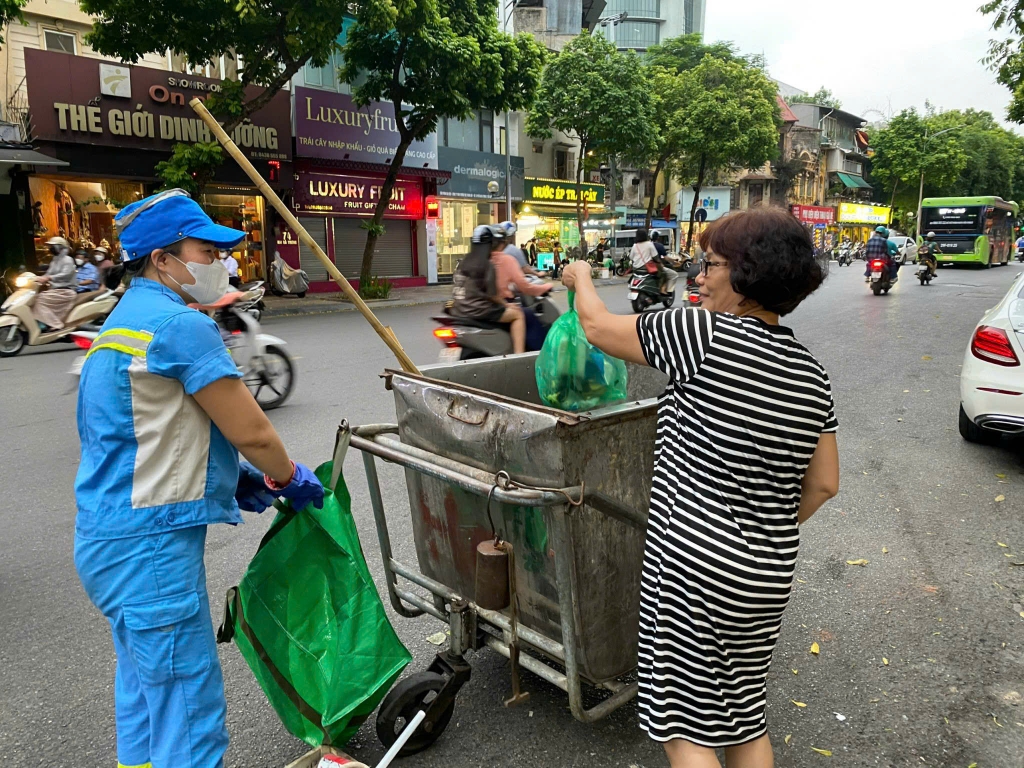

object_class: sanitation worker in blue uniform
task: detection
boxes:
[74,189,325,768]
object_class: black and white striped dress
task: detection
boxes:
[635,308,838,747]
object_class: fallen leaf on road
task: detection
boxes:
[810,747,833,757]
[425,632,447,645]
[922,355,932,360]
[999,542,1009,547]
[796,578,807,583]
[897,418,903,422]
[810,642,820,655]
[922,585,939,594]
[997,473,1007,479]
[1019,611,1024,620]
[793,669,799,674]
[882,547,889,554]
[870,698,880,703]
[969,763,978,768]
[883,658,889,665]
[785,734,792,745]
[994,715,1004,727]
[996,495,1006,503]
[903,389,910,393]
[835,712,847,722]
[792,700,807,708]
[846,559,870,566]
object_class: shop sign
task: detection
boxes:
[437,146,524,200]
[524,177,604,206]
[294,87,437,168]
[791,205,836,225]
[677,186,731,222]
[838,202,891,225]
[294,171,423,219]
[24,49,291,161]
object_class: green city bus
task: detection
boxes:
[919,197,1018,267]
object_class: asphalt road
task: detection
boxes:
[3,262,1024,768]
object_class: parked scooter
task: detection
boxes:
[269,252,309,298]
[0,272,119,356]
[432,293,561,361]
[628,268,678,313]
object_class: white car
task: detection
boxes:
[890,235,918,264]
[959,269,1024,442]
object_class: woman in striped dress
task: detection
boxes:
[561,207,840,768]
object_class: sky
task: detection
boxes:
[703,0,1017,128]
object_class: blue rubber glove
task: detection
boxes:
[275,462,325,510]
[235,461,278,513]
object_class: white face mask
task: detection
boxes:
[75,258,85,267]
[167,254,230,305]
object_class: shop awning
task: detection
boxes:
[0,146,68,166]
[521,204,610,219]
[836,172,872,190]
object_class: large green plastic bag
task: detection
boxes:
[218,461,411,747]
[535,291,628,412]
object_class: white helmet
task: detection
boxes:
[499,221,517,237]
[46,236,70,252]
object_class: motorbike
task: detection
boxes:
[868,258,895,296]
[628,266,678,313]
[1017,244,1024,263]
[836,244,853,267]
[234,280,266,320]
[70,290,295,409]
[613,253,632,277]
[0,272,119,357]
[916,251,937,285]
[432,293,561,361]
[269,253,309,298]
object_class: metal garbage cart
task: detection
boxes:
[347,352,669,755]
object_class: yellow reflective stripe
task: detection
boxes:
[98,327,152,343]
[117,763,152,768]
[85,342,147,359]
[85,328,152,360]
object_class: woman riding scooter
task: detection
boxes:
[34,237,78,329]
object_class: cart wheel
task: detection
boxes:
[376,672,455,756]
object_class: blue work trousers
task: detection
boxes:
[75,525,228,768]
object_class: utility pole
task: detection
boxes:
[609,154,618,259]
[503,0,514,222]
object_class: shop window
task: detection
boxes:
[499,126,507,155]
[199,189,267,280]
[480,110,493,154]
[44,29,77,54]
[442,110,493,153]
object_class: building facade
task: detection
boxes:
[598,0,704,52]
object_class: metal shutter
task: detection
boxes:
[297,216,330,281]
[332,218,413,278]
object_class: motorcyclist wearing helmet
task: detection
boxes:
[498,221,541,277]
[450,224,530,353]
[93,245,115,288]
[864,226,899,283]
[33,237,79,329]
[917,232,940,278]
[75,248,100,293]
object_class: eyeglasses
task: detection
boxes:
[698,258,729,277]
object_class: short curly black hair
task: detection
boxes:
[698,207,827,316]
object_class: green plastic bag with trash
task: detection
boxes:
[218,459,411,748]
[535,291,628,412]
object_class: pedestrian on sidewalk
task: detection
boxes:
[73,188,324,768]
[561,207,839,768]
[551,240,563,277]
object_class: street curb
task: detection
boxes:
[262,278,627,319]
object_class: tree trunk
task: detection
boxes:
[889,178,899,210]
[359,139,412,292]
[575,142,588,260]
[685,155,708,253]
[645,155,666,229]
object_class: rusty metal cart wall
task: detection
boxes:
[349,353,668,747]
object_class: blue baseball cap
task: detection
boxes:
[115,189,246,261]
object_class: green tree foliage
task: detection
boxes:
[637,34,741,227]
[341,0,544,291]
[0,0,26,46]
[670,55,781,250]
[528,32,655,256]
[981,0,1024,122]
[81,0,346,131]
[645,33,738,74]
[787,87,842,109]
[868,108,968,228]
[154,142,224,198]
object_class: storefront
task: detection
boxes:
[289,86,446,289]
[434,146,525,278]
[516,177,607,265]
[836,202,892,244]
[791,204,836,250]
[21,48,292,274]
